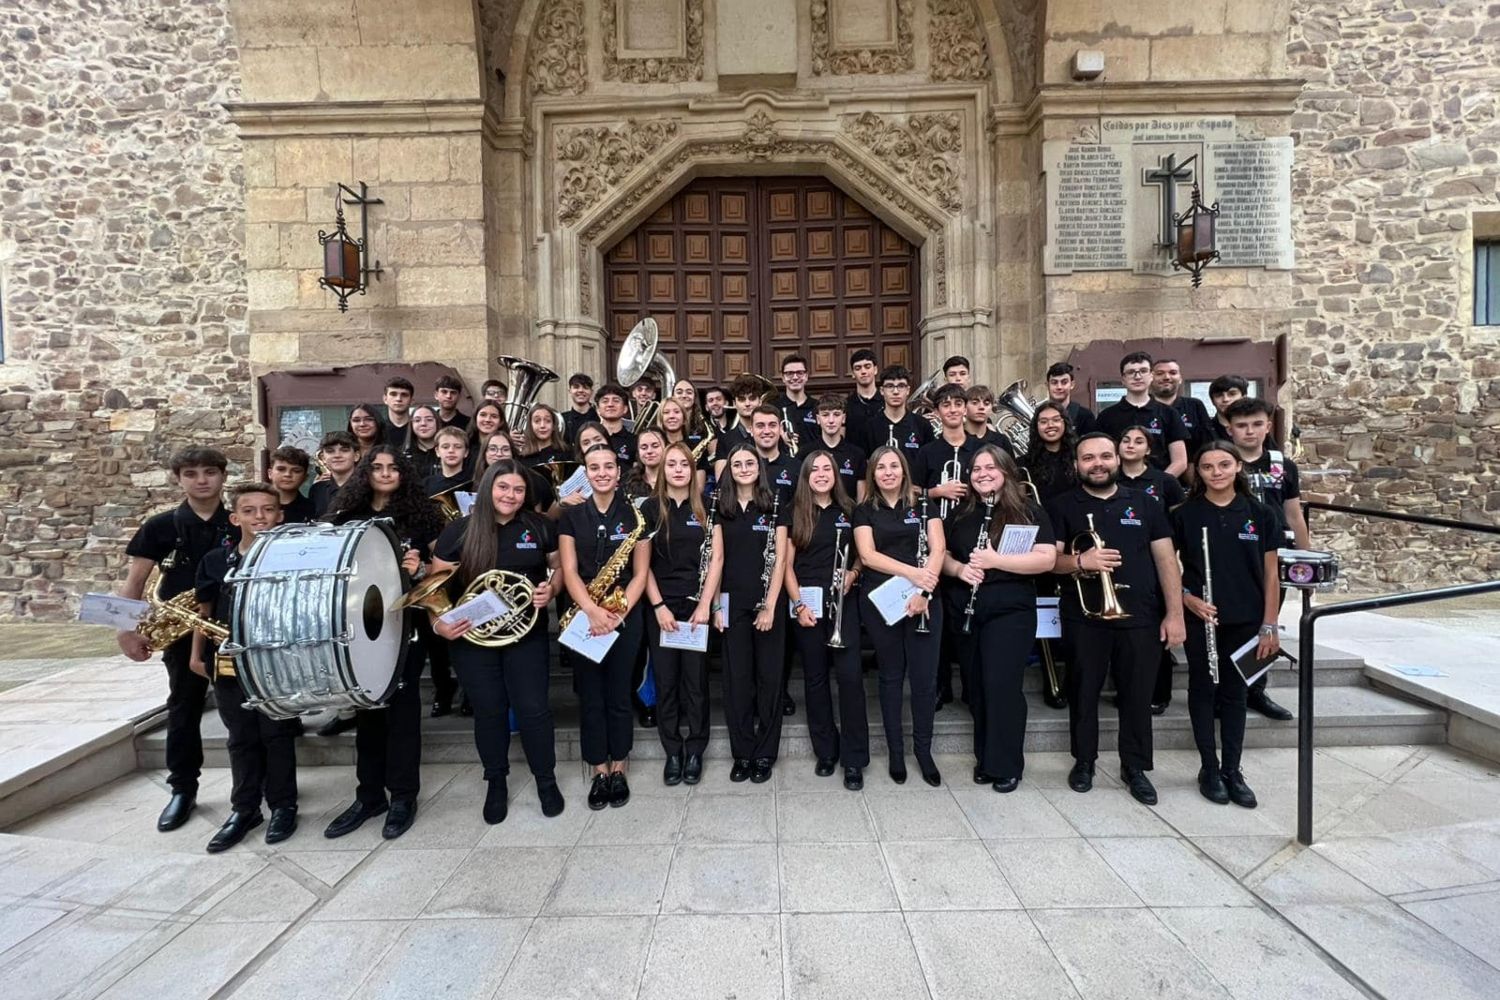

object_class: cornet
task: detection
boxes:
[1069,513,1130,620]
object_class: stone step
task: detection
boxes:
[135,682,1446,769]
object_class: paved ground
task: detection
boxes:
[2,743,1498,1000]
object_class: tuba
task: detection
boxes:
[135,567,229,651]
[616,318,677,432]
[396,566,539,648]
[1069,512,1131,620]
[497,355,560,432]
[994,378,1040,457]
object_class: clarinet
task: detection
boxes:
[690,489,719,603]
[961,495,997,636]
[827,523,850,649]
[1201,526,1219,684]
[915,494,931,634]
[754,492,780,613]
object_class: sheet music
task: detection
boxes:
[795,586,824,620]
[558,466,593,500]
[559,609,620,663]
[439,589,511,628]
[998,524,1040,555]
[78,594,150,630]
[868,575,919,625]
[659,622,709,652]
[455,491,476,516]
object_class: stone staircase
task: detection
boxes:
[136,642,1447,768]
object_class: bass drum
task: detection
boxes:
[225,519,411,719]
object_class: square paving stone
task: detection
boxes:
[1154,907,1369,1000]
[950,786,1078,839]
[97,921,288,1000]
[1401,887,1500,970]
[680,792,777,843]
[543,843,674,916]
[356,917,530,999]
[779,843,899,912]
[882,840,1020,910]
[776,790,876,843]
[639,914,782,1000]
[783,912,927,1000]
[576,796,686,846]
[420,847,569,918]
[311,848,469,921]
[864,792,976,840]
[988,839,1142,909]
[905,910,1081,1000]
[1030,908,1232,1000]
[1038,784,1177,839]
[662,844,780,914]
[199,866,320,924]
[1089,837,1254,907]
[495,915,654,1000]
[214,919,410,1000]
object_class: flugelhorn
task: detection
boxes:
[616,318,677,432]
[1069,512,1130,620]
[497,355,560,432]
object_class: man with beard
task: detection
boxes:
[1151,358,1214,455]
[1046,433,1185,807]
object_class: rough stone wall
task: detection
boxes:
[0,0,250,618]
[1288,0,1500,584]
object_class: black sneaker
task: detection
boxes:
[587,773,611,810]
[1198,766,1230,804]
[608,770,631,808]
[1222,769,1258,809]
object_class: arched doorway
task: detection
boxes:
[602,177,921,390]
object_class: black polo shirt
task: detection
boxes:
[946,502,1056,611]
[385,420,412,453]
[558,492,642,583]
[1119,467,1186,509]
[774,393,818,444]
[405,444,438,483]
[126,501,236,600]
[1096,398,1189,470]
[604,426,636,467]
[644,495,709,602]
[194,545,245,626]
[763,451,801,507]
[561,407,598,445]
[434,512,556,639]
[813,438,867,499]
[910,433,981,491]
[1045,485,1172,628]
[844,390,884,441]
[522,445,570,469]
[972,427,1016,456]
[1022,448,1077,503]
[1242,449,1300,540]
[859,411,933,461]
[1208,417,1234,443]
[851,495,935,592]
[717,496,787,597]
[438,409,471,431]
[1172,494,1279,626]
[325,501,442,558]
[423,470,471,497]
[715,422,753,455]
[791,502,854,588]
[280,493,317,525]
[1064,401,1097,436]
[1165,394,1214,452]
[308,478,349,518]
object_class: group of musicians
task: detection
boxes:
[116,349,1306,852]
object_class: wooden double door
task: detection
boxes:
[603,177,921,391]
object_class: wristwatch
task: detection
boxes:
[790,600,806,615]
[1258,623,1278,636]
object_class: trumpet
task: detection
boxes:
[938,444,963,518]
[827,524,850,649]
[1069,513,1130,620]
[780,406,800,457]
[396,566,539,648]
[753,492,780,613]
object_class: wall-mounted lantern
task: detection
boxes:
[318,182,384,312]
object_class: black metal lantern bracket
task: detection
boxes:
[1142,152,1221,288]
[317,182,385,312]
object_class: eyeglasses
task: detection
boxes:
[1122,368,1151,378]
[783,370,807,378]
[881,382,910,391]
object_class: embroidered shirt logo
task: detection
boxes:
[1238,519,1260,542]
[515,528,538,550]
[1119,505,1142,526]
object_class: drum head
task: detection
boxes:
[343,522,408,703]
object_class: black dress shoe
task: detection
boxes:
[888,759,907,785]
[1198,767,1230,804]
[538,780,566,818]
[484,778,509,824]
[587,773,611,810]
[382,799,417,839]
[782,694,796,716]
[730,758,752,783]
[1222,769,1258,809]
[608,770,631,807]
[751,757,774,784]
[1043,690,1068,710]
[1150,701,1169,716]
[1120,766,1158,806]
[683,753,703,785]
[1247,691,1293,721]
[973,765,993,785]
[324,799,386,839]
[206,810,263,853]
[265,806,298,844]
[317,714,356,737]
[917,755,941,787]
[640,706,657,728]
[664,754,684,786]
[430,701,452,718]
[157,792,196,832]
[844,766,863,791]
[992,777,1020,794]
[1068,761,1094,793]
[458,697,473,718]
[815,757,837,777]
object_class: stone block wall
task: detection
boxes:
[0,0,251,618]
[1288,0,1500,584]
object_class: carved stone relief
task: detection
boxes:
[841,111,963,213]
[811,0,916,76]
[527,0,588,96]
[731,110,785,162]
[927,0,990,82]
[601,0,706,84]
[555,118,683,225]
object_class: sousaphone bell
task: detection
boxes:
[497,355,559,432]
[616,318,677,431]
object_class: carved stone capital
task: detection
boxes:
[555,118,683,225]
[840,111,963,214]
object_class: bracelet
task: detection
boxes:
[1258,623,1278,637]
[651,600,665,610]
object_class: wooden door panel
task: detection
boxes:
[604,176,919,391]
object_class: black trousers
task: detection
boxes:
[163,639,208,795]
[572,606,643,765]
[645,597,710,757]
[1153,646,1176,705]
[722,594,786,761]
[861,590,942,762]
[936,580,965,702]
[1246,587,1287,701]
[1184,619,1257,772]
[970,600,1035,781]
[215,674,298,813]
[792,593,869,767]
[1066,621,1158,770]
[420,615,456,706]
[449,628,555,783]
[355,632,423,807]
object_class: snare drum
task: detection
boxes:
[223,519,411,719]
[1277,548,1340,590]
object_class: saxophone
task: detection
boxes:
[559,503,647,631]
[136,567,228,651]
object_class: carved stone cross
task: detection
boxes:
[1142,153,1196,248]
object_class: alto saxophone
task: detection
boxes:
[135,567,228,651]
[559,503,647,631]
[753,492,780,613]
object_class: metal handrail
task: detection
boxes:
[1293,500,1500,845]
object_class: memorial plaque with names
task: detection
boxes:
[1207,137,1294,269]
[1044,144,1132,273]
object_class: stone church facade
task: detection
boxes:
[0,0,1495,617]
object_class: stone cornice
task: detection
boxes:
[1021,79,1307,131]
[226,100,486,138]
